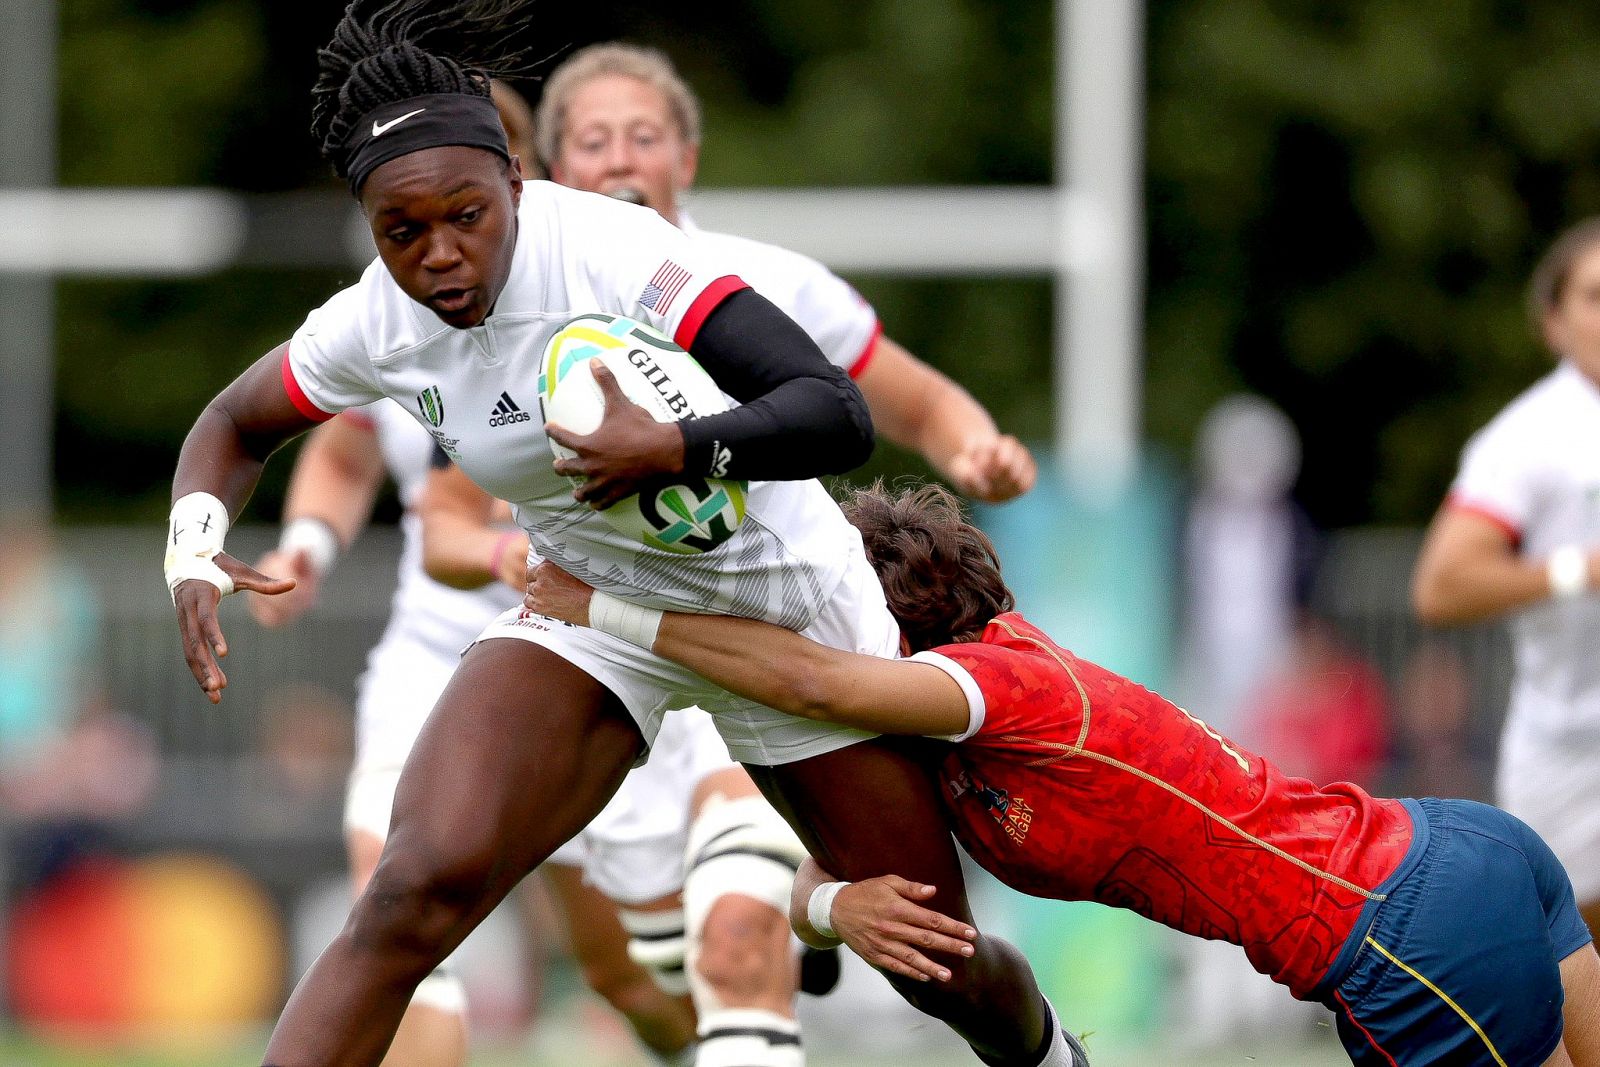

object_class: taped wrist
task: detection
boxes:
[805,881,848,942]
[280,516,340,577]
[1548,545,1589,600]
[588,589,664,649]
[164,492,233,601]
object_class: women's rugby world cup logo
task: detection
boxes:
[416,386,445,427]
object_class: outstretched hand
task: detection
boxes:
[830,876,977,983]
[524,560,596,626]
[174,553,296,704]
[546,361,687,510]
[946,434,1037,503]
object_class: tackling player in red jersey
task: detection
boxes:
[526,482,1600,1067]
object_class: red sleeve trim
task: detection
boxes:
[847,320,885,379]
[280,347,337,423]
[1444,492,1522,549]
[673,275,750,350]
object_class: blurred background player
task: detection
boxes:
[534,42,1037,503]
[248,81,703,1067]
[1413,216,1600,940]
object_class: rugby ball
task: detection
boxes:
[540,313,747,555]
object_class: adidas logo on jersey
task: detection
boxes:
[489,392,532,427]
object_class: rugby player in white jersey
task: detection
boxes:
[417,42,1045,1064]
[250,82,704,1067]
[1414,216,1600,939]
[536,42,1036,504]
[162,3,1079,1066]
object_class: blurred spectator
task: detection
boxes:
[1243,615,1391,789]
[0,509,158,889]
[249,684,354,832]
[1382,640,1490,801]
[1175,394,1320,739]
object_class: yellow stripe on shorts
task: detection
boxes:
[1364,936,1508,1067]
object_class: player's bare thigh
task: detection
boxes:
[382,637,645,895]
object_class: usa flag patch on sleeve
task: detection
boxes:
[639,260,692,315]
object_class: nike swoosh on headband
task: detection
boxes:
[372,108,427,137]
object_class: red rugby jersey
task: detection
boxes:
[916,613,1414,998]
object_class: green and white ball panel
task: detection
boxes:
[539,314,748,556]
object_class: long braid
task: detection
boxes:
[312,0,536,178]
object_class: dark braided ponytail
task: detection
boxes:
[311,0,536,178]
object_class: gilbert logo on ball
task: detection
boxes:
[540,314,747,554]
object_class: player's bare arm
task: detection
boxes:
[856,335,1036,503]
[168,343,315,703]
[250,413,386,628]
[524,560,970,735]
[1413,507,1600,626]
[419,458,529,591]
[789,856,976,984]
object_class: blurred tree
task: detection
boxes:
[64,0,1598,529]
[1147,0,1600,526]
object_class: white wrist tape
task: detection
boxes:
[806,881,849,941]
[279,516,340,577]
[1548,546,1589,600]
[588,589,664,649]
[164,492,233,601]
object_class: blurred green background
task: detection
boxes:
[51,0,1600,528]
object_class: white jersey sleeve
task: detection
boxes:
[683,224,881,376]
[1448,396,1546,542]
[284,270,388,419]
[559,193,749,349]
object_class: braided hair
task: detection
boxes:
[311,0,535,180]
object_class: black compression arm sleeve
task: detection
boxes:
[680,288,874,480]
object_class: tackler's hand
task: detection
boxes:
[829,876,978,984]
[547,362,686,510]
[174,553,296,704]
[524,559,596,626]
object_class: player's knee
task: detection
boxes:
[351,843,496,954]
[692,895,790,1001]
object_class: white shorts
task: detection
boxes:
[345,708,734,897]
[1497,722,1600,903]
[349,633,459,777]
[572,707,737,905]
[475,541,893,767]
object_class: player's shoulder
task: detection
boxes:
[690,225,832,278]
[524,180,674,235]
[1461,367,1575,459]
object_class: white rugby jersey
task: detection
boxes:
[286,181,857,630]
[345,400,521,660]
[678,214,881,378]
[1448,360,1600,736]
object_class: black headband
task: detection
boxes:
[345,92,510,196]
